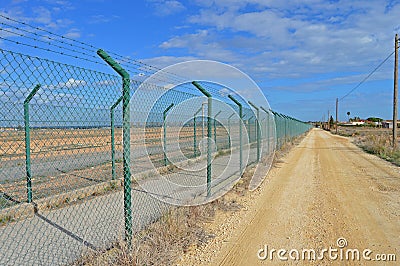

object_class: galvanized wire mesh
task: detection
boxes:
[0,47,312,265]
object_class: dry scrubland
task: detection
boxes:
[335,126,400,165]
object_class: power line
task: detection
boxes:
[340,50,395,100]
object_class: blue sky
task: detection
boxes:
[1,0,399,121]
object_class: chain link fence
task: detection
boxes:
[0,47,312,265]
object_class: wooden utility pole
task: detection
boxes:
[393,33,398,148]
[336,98,338,134]
[327,110,330,130]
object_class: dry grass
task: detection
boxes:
[74,166,254,266]
[75,199,240,266]
[273,135,305,160]
[356,134,400,165]
[334,126,400,166]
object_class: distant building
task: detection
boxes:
[382,120,400,129]
[373,121,382,127]
[351,121,365,126]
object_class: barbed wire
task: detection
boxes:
[0,25,109,66]
[106,51,190,83]
[0,14,247,101]
[0,36,106,66]
[0,14,186,82]
[0,30,182,83]
[0,14,97,52]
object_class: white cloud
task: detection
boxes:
[11,0,28,4]
[2,1,76,32]
[32,6,52,24]
[65,78,86,88]
[151,0,186,16]
[0,26,20,38]
[57,78,87,89]
[270,71,392,94]
[41,78,87,91]
[89,14,120,24]
[64,28,81,38]
[95,79,120,87]
[165,0,399,81]
[160,30,208,49]
[159,30,240,62]
[151,0,400,119]
[140,55,198,69]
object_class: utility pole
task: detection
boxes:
[393,33,398,148]
[327,110,330,130]
[335,98,338,134]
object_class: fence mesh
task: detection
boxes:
[0,47,312,265]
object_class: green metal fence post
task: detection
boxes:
[97,49,132,248]
[163,103,174,166]
[267,109,270,153]
[214,110,222,148]
[278,113,284,147]
[282,114,289,142]
[260,106,270,154]
[193,106,202,158]
[279,113,282,148]
[248,101,260,162]
[260,117,266,155]
[276,112,282,148]
[110,96,123,180]
[248,116,253,143]
[228,113,234,149]
[283,115,287,142]
[228,95,243,175]
[283,114,288,142]
[271,110,280,149]
[201,101,207,140]
[24,84,40,203]
[291,117,294,138]
[192,81,212,197]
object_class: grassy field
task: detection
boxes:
[335,126,400,165]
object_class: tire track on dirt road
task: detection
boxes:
[203,129,399,265]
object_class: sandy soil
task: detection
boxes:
[178,129,399,265]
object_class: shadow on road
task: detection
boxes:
[35,212,97,251]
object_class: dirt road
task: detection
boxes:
[180,129,399,265]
